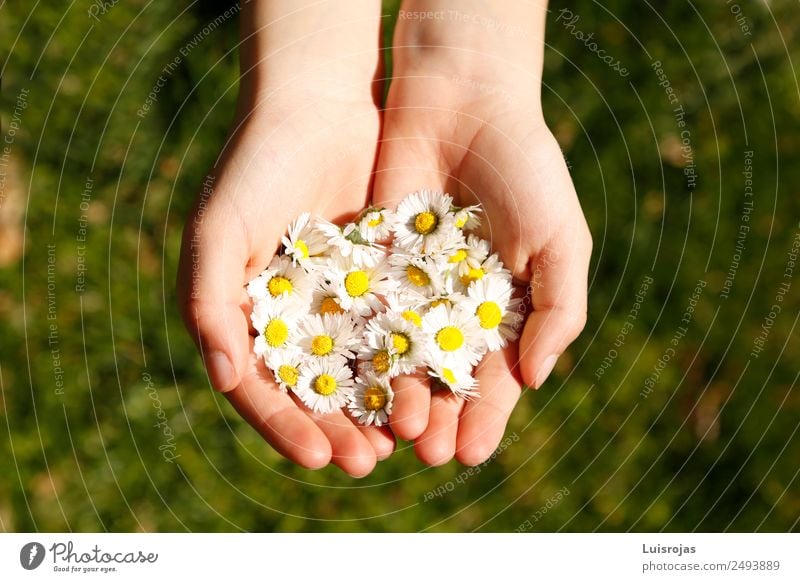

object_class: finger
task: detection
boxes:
[414,389,465,466]
[225,356,332,470]
[349,418,396,461]
[519,221,592,389]
[388,373,431,441]
[304,406,378,478]
[456,348,523,466]
[177,194,253,393]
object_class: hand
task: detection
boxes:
[177,1,391,477]
[373,1,592,466]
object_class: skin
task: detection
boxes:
[177,0,592,475]
[375,0,591,465]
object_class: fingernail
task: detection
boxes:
[207,351,234,392]
[535,354,559,389]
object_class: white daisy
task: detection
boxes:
[327,257,397,317]
[428,361,479,399]
[310,280,348,317]
[452,204,482,231]
[453,251,511,292]
[281,212,330,268]
[362,312,425,375]
[462,276,523,351]
[247,255,315,307]
[393,189,458,253]
[317,219,384,267]
[266,349,304,392]
[349,372,394,426]
[357,336,397,378]
[251,300,304,357]
[419,276,466,315]
[388,252,445,299]
[295,356,354,414]
[422,304,485,368]
[446,233,490,277]
[296,313,359,360]
[357,207,395,243]
[385,292,424,328]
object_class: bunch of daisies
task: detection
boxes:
[247,190,523,427]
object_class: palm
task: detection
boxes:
[178,99,395,476]
[373,81,592,465]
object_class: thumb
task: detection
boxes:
[519,221,592,389]
[177,199,251,393]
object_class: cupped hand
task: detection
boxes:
[373,71,592,466]
[177,93,394,477]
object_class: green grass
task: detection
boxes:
[1,0,799,532]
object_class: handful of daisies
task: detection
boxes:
[247,190,523,427]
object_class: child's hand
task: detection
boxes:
[177,1,390,476]
[373,0,592,465]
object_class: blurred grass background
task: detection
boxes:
[1,0,799,532]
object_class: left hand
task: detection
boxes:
[373,61,592,466]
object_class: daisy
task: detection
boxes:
[327,257,397,317]
[428,361,479,399]
[447,234,490,276]
[317,219,384,267]
[363,312,425,375]
[452,204,482,231]
[356,207,395,243]
[251,300,304,357]
[247,255,315,307]
[453,252,511,292]
[281,212,330,268]
[422,304,485,368]
[296,313,360,360]
[385,292,424,328]
[393,189,458,253]
[266,349,304,391]
[462,276,523,351]
[349,372,394,426]
[388,252,445,299]
[419,276,466,314]
[295,356,354,414]
[310,280,348,317]
[357,337,396,378]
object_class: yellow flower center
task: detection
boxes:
[367,214,383,227]
[414,211,438,235]
[391,333,410,355]
[401,310,422,327]
[295,240,309,259]
[455,215,468,229]
[363,386,387,411]
[277,365,299,387]
[344,270,369,297]
[442,368,457,384]
[476,301,503,329]
[406,265,430,287]
[314,374,337,395]
[436,326,464,352]
[448,249,467,263]
[268,276,293,297]
[311,335,334,356]
[372,349,391,374]
[319,296,344,315]
[430,298,451,309]
[460,268,485,286]
[264,319,289,347]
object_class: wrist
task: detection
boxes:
[238,0,382,110]
[392,0,547,100]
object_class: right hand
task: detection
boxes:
[176,88,393,476]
